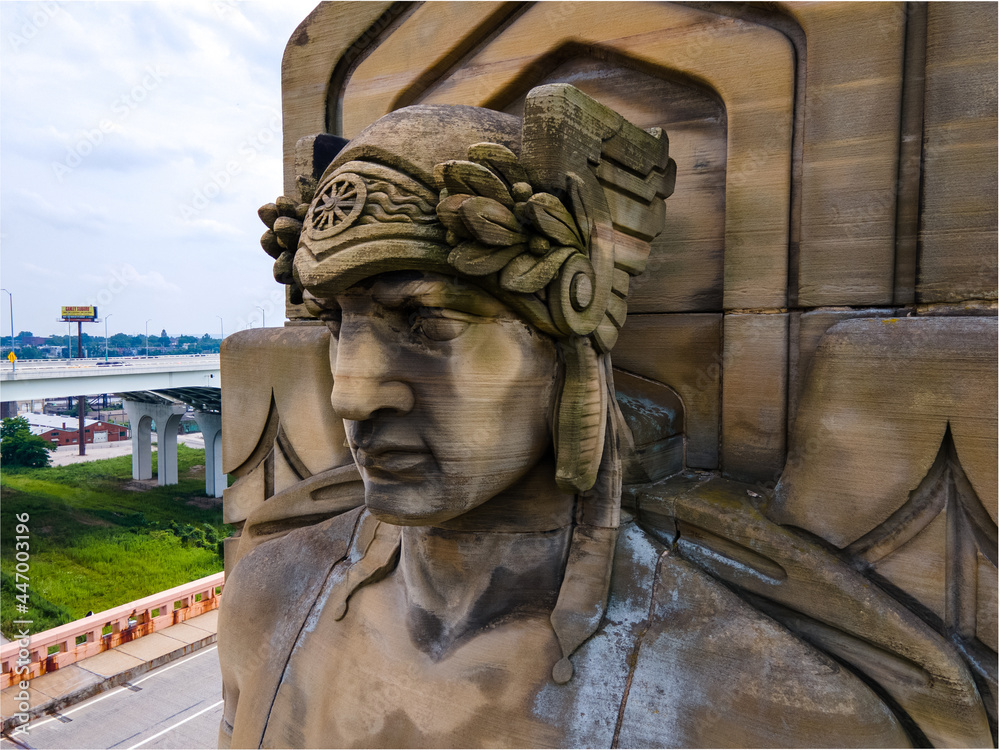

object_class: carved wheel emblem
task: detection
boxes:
[307,173,367,239]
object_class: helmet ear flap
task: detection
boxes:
[553,337,607,494]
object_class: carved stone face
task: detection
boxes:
[326,271,560,525]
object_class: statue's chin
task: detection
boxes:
[365,498,469,527]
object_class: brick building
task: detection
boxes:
[24,413,129,446]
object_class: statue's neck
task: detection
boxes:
[397,457,575,658]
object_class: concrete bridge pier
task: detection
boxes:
[124,400,186,485]
[193,412,224,498]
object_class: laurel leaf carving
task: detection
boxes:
[458,196,526,246]
[467,143,530,187]
[525,194,584,249]
[448,242,526,276]
[436,194,472,239]
[438,160,514,208]
[499,246,578,293]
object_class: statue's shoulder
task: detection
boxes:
[629,539,909,747]
[218,507,367,748]
[219,506,364,657]
[553,520,907,746]
[612,473,990,747]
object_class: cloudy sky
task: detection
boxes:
[1,0,321,339]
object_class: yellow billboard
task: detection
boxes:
[60,306,97,321]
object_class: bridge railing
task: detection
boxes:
[0,572,224,689]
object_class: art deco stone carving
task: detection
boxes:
[218,85,995,748]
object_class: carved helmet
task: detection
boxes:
[289,84,675,500]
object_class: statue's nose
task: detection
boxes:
[330,320,415,420]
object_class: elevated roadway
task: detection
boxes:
[0,356,220,402]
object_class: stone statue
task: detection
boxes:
[218,85,994,748]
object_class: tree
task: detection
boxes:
[0,417,55,468]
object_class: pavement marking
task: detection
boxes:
[124,699,224,750]
[131,644,217,686]
[25,644,218,730]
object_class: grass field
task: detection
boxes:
[1,445,229,639]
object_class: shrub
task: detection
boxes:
[1,417,56,468]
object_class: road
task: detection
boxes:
[1,645,222,750]
[0,356,219,373]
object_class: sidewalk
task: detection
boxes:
[0,611,218,733]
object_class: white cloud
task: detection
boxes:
[1,0,320,337]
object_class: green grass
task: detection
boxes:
[1,445,229,638]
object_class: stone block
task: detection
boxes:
[613,313,721,470]
[773,316,998,543]
[221,326,351,478]
[720,313,788,484]
[918,3,998,303]
[773,317,997,658]
[788,308,897,432]
[784,3,907,307]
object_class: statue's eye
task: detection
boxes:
[408,308,471,342]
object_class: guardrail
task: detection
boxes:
[0,572,224,689]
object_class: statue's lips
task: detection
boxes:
[354,447,432,475]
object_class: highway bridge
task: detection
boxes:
[0,355,220,402]
[1,355,224,497]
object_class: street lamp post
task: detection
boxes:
[145,319,152,357]
[256,306,265,329]
[1,288,13,358]
[104,313,114,362]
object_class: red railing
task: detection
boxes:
[0,572,223,689]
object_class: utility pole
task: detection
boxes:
[77,324,85,456]
[2,289,14,374]
[104,313,113,362]
[1,288,13,357]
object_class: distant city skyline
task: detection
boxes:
[1,1,320,338]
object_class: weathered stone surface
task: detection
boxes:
[786,3,906,306]
[774,316,998,541]
[788,307,897,432]
[220,326,349,478]
[612,313,721,470]
[772,316,998,672]
[918,2,999,303]
[280,1,394,200]
[721,313,788,484]
[335,1,794,311]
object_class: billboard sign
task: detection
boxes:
[60,306,97,322]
